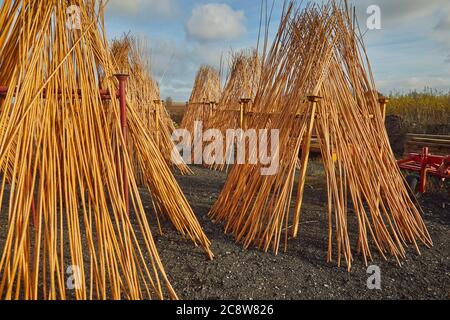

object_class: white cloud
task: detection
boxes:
[186,3,246,42]
[107,0,175,19]
[148,38,226,101]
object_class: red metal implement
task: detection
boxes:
[398,147,450,193]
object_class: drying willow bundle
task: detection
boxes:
[110,35,191,175]
[219,50,260,112]
[207,50,261,171]
[0,0,211,300]
[210,0,432,270]
[108,36,210,259]
[181,66,221,162]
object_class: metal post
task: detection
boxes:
[115,74,130,215]
[419,147,429,194]
[292,95,321,238]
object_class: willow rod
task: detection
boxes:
[209,0,432,270]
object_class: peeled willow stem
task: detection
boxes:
[110,35,191,175]
[0,0,212,300]
[204,50,262,171]
[210,0,432,270]
[181,66,221,162]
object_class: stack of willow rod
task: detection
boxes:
[0,0,211,300]
[108,35,207,257]
[217,50,260,114]
[181,66,221,161]
[206,50,261,171]
[210,0,432,270]
[110,35,191,175]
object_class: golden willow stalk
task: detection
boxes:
[0,0,211,300]
[210,1,432,270]
[110,35,191,176]
[181,66,221,161]
[207,50,261,171]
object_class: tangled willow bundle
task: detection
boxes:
[210,1,432,270]
[219,50,261,112]
[0,0,211,300]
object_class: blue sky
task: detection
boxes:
[104,0,450,101]
[105,0,275,100]
[2,0,449,101]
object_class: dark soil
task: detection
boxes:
[151,165,450,300]
[385,115,407,156]
[0,164,448,300]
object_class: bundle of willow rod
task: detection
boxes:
[210,0,432,270]
[181,66,221,161]
[108,35,210,258]
[206,50,261,171]
[219,50,261,112]
[0,0,211,300]
[110,35,191,175]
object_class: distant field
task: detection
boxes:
[387,90,450,135]
[166,91,450,135]
[166,102,186,125]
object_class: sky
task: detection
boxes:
[3,0,450,101]
[103,0,450,101]
[105,0,269,101]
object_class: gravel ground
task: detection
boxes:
[0,164,448,300]
[151,165,449,300]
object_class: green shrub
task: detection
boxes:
[387,88,450,134]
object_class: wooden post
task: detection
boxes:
[209,101,216,118]
[375,97,390,209]
[240,98,251,130]
[115,74,130,215]
[292,95,321,238]
[378,97,389,121]
[202,98,207,123]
